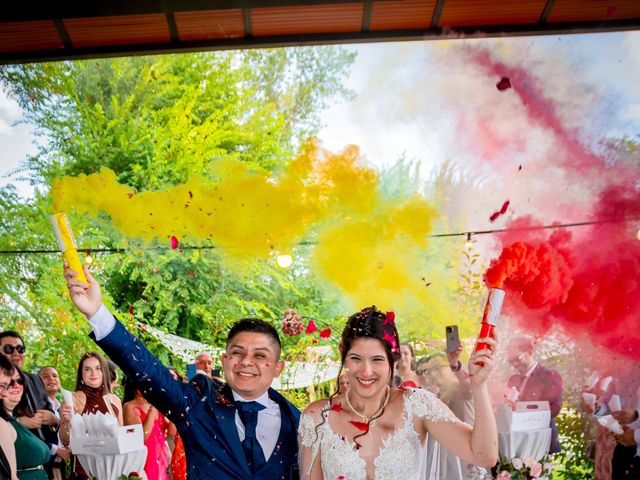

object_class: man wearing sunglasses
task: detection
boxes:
[0,331,59,478]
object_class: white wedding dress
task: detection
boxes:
[298,388,465,480]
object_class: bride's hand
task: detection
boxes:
[467,330,498,386]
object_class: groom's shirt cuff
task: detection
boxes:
[88,303,116,340]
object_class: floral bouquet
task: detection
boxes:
[495,455,553,479]
[117,473,142,480]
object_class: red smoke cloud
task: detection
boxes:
[474,49,640,359]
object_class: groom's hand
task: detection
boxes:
[64,264,102,318]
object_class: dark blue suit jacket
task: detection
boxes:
[92,319,301,480]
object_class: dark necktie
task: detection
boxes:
[236,400,267,473]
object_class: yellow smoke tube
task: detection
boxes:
[50,213,87,283]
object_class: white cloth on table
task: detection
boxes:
[77,448,147,480]
[498,428,551,461]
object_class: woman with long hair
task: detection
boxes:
[395,342,422,388]
[0,354,49,480]
[298,306,498,479]
[59,352,123,479]
[123,375,175,480]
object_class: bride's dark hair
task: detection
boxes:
[316,306,401,446]
[340,306,401,377]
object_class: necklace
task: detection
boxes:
[345,384,391,425]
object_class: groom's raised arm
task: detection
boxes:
[65,265,197,424]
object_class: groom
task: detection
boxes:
[64,266,300,480]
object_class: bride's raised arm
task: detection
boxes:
[414,336,499,468]
[298,400,326,480]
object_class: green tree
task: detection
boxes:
[0,47,355,386]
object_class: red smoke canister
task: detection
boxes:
[473,288,505,366]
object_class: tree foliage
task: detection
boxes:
[0,47,355,387]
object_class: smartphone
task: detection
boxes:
[212,368,221,378]
[446,325,460,353]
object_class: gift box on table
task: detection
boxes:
[495,401,551,432]
[70,413,144,454]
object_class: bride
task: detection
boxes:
[298,306,498,480]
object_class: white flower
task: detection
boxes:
[511,458,524,469]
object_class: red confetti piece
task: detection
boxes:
[128,305,134,315]
[496,77,511,91]
[384,311,395,326]
[331,403,343,412]
[188,271,194,278]
[305,320,318,334]
[489,200,510,222]
[350,421,369,432]
[319,327,332,338]
[188,191,193,199]
[170,236,179,249]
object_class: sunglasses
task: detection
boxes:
[0,376,25,394]
[2,345,25,355]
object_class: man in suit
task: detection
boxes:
[0,331,59,478]
[38,367,70,480]
[65,265,300,480]
[506,336,563,453]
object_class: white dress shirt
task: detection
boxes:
[88,304,283,459]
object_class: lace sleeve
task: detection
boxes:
[406,388,459,423]
[298,411,324,480]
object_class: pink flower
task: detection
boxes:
[170,235,179,249]
[511,458,523,470]
[523,457,535,469]
[530,462,543,478]
[496,471,511,480]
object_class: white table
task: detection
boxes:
[498,428,551,462]
[77,448,147,480]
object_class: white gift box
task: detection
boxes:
[495,401,551,432]
[70,413,144,455]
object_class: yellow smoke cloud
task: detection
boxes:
[51,142,443,323]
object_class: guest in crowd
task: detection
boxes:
[64,264,300,479]
[506,336,563,454]
[0,355,18,480]
[194,352,214,378]
[107,360,120,395]
[581,362,640,480]
[59,352,123,480]
[0,332,58,461]
[123,376,175,480]
[0,354,49,480]
[167,368,186,480]
[37,367,70,480]
[337,371,349,394]
[395,343,422,388]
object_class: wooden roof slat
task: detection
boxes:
[439,0,549,27]
[548,0,640,23]
[0,20,63,53]
[64,14,171,48]
[251,4,365,36]
[369,0,438,31]
[175,10,245,40]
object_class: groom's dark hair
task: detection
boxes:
[227,319,282,358]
